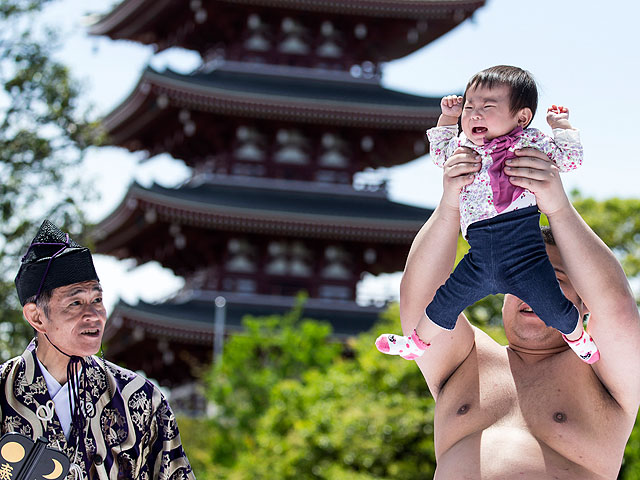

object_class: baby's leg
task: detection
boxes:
[509,257,599,364]
[376,247,494,360]
[426,249,496,329]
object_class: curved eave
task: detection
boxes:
[219,0,485,17]
[88,0,175,37]
[104,296,384,344]
[89,0,485,38]
[92,182,431,253]
[103,69,440,142]
[105,302,215,344]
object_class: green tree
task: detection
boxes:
[0,0,102,360]
[195,294,342,474]
[229,306,435,480]
[571,193,640,280]
[184,305,435,479]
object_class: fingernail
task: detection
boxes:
[505,159,512,164]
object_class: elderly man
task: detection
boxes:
[378,148,640,478]
[0,220,194,479]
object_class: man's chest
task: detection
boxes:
[433,350,622,463]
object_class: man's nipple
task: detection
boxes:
[553,411,567,423]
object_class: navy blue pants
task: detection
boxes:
[426,206,578,334]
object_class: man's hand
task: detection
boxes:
[441,147,481,211]
[506,148,571,216]
[546,105,572,130]
[437,95,464,126]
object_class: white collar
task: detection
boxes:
[35,356,77,440]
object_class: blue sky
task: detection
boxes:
[41,0,640,309]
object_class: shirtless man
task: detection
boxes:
[385,147,640,478]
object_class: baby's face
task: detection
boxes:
[461,84,520,145]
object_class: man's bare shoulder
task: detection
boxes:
[435,326,504,394]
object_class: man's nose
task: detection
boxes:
[82,303,103,319]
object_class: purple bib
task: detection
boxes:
[484,126,524,213]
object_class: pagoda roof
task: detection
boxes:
[103,65,441,145]
[93,177,433,254]
[89,0,485,58]
[105,292,385,349]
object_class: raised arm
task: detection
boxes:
[544,105,583,172]
[399,148,479,397]
[508,148,640,413]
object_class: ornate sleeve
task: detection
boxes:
[426,125,460,168]
[524,128,583,172]
[147,395,195,480]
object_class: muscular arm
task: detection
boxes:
[509,148,640,413]
[399,149,478,398]
[548,204,640,412]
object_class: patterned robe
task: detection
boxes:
[0,340,195,480]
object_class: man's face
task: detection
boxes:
[41,280,107,357]
[503,243,586,347]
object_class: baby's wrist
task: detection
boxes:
[437,113,460,127]
[549,119,572,129]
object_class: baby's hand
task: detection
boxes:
[546,105,572,129]
[441,95,463,119]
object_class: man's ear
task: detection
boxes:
[23,303,47,334]
[517,107,533,128]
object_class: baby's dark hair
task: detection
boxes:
[465,65,538,127]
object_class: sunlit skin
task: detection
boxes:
[22,280,106,385]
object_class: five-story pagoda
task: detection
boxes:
[89,0,486,408]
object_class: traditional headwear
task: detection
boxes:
[14,220,99,305]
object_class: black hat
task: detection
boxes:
[14,220,99,306]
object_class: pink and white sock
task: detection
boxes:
[562,330,600,364]
[375,329,429,360]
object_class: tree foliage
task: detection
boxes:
[182,304,436,479]
[0,0,102,361]
[571,192,640,279]
[198,294,342,472]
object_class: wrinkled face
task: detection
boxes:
[502,244,586,348]
[41,280,106,357]
[461,84,521,145]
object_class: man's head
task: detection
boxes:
[462,65,537,145]
[502,226,587,349]
[15,220,105,357]
[23,280,106,358]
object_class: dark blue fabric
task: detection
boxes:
[426,206,578,333]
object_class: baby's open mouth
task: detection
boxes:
[472,126,488,134]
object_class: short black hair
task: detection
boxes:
[465,65,538,127]
[540,225,555,246]
[24,289,53,318]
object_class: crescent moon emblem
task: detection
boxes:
[43,458,64,479]
[1,441,25,463]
